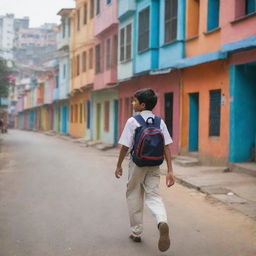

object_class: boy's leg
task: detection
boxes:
[126,161,147,238]
[143,167,167,224]
[143,167,170,251]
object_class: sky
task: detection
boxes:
[0,0,75,27]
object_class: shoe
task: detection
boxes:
[129,234,142,243]
[158,222,170,252]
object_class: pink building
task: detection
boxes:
[91,0,119,145]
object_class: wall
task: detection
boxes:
[182,60,230,161]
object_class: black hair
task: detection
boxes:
[134,88,158,111]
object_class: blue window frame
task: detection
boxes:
[207,0,220,31]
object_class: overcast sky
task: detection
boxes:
[0,0,75,27]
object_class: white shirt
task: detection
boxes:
[119,110,173,149]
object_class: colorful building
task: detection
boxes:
[118,0,186,154]
[69,0,94,138]
[92,0,119,144]
[220,0,256,162]
[56,8,73,134]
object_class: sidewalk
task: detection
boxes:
[165,162,256,220]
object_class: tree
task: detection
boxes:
[0,57,11,98]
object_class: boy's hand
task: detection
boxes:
[166,172,175,187]
[115,166,123,179]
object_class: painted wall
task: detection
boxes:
[221,0,256,45]
[94,0,118,36]
[118,0,136,20]
[118,16,134,80]
[69,91,90,137]
[118,72,180,154]
[134,0,160,73]
[229,62,256,162]
[181,60,230,160]
[71,0,95,91]
[94,27,118,90]
[92,88,118,144]
[185,0,221,57]
[158,0,186,68]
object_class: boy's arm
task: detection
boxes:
[115,145,129,179]
[164,145,175,187]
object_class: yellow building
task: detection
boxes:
[69,0,95,138]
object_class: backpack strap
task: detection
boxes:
[134,114,161,128]
[133,114,146,126]
[154,116,161,128]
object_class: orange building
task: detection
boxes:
[181,0,229,164]
[69,0,95,138]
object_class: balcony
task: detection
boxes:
[118,0,136,20]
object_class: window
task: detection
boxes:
[77,9,80,31]
[106,38,111,69]
[62,19,66,38]
[68,18,71,37]
[186,0,200,38]
[112,34,118,66]
[80,103,83,123]
[246,0,256,14]
[75,104,78,123]
[107,0,112,4]
[95,44,101,73]
[87,100,91,128]
[76,54,80,76]
[138,7,150,52]
[71,105,73,122]
[104,101,110,131]
[90,0,94,18]
[120,24,132,62]
[209,89,221,136]
[126,24,132,60]
[207,0,220,31]
[96,0,100,15]
[120,28,125,62]
[63,64,66,79]
[82,51,87,72]
[84,3,88,25]
[165,0,177,43]
[89,48,93,69]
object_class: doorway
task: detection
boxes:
[189,92,199,152]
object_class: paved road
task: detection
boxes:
[0,130,255,256]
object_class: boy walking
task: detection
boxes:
[115,88,175,252]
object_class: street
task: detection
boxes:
[0,130,255,256]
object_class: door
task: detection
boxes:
[114,100,119,145]
[189,93,199,151]
[62,106,68,134]
[164,92,174,137]
[96,103,101,140]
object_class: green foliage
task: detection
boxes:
[0,57,11,98]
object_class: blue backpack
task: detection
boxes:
[131,115,165,167]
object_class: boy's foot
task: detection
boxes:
[158,222,170,252]
[129,234,142,243]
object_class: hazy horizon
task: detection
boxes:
[0,0,75,28]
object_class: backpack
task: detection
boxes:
[131,114,165,167]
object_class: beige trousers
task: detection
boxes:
[126,160,167,237]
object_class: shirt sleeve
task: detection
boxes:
[161,120,173,145]
[118,118,136,148]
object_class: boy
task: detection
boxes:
[115,88,175,252]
